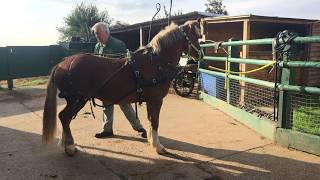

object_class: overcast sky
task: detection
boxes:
[0,0,319,46]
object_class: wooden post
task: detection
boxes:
[200,20,207,42]
[7,79,13,90]
[139,26,145,48]
[240,20,251,105]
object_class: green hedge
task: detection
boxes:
[293,106,320,136]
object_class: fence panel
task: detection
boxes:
[0,47,8,81]
[7,46,51,79]
[6,45,68,80]
[199,35,320,155]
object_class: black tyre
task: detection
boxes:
[173,72,195,97]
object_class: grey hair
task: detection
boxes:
[91,22,110,34]
[149,23,184,54]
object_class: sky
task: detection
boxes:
[0,0,319,46]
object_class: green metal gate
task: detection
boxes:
[199,35,320,156]
[0,47,8,81]
[0,45,68,89]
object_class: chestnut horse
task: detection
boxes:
[42,19,203,156]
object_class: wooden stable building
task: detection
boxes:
[201,15,319,86]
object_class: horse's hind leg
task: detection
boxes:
[59,96,87,156]
[146,98,166,154]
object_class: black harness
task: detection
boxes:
[126,48,179,105]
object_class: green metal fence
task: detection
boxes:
[0,47,8,81]
[0,42,98,90]
[0,45,68,90]
[199,35,320,155]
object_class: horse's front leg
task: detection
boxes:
[146,99,166,154]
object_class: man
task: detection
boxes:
[91,22,147,138]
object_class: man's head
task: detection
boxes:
[91,22,110,44]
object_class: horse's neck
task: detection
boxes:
[157,45,183,65]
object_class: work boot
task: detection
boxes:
[95,131,114,138]
[137,128,147,138]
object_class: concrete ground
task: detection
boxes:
[0,86,319,180]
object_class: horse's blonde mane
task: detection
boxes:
[149,23,184,54]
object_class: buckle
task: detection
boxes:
[137,88,143,93]
[152,78,157,84]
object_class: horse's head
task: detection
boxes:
[149,19,203,65]
[179,19,203,60]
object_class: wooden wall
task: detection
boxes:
[203,20,311,85]
[307,21,320,87]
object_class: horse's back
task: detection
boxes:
[54,53,128,96]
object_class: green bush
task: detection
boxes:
[293,106,320,136]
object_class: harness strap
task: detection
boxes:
[91,98,104,108]
[96,62,127,94]
[127,50,144,105]
[135,102,139,119]
[89,100,96,119]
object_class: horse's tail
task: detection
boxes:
[42,66,58,144]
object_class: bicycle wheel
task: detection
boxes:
[173,72,195,97]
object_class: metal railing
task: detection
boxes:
[199,35,320,134]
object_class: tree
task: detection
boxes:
[156,5,183,20]
[57,2,112,42]
[205,0,228,15]
[110,21,130,30]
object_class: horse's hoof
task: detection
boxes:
[157,148,168,155]
[65,145,77,157]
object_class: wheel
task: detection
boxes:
[173,71,195,97]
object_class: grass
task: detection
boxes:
[0,77,48,89]
[0,81,6,91]
[293,106,320,136]
[20,77,48,87]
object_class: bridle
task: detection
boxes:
[178,26,203,60]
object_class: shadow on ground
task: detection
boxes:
[1,126,319,180]
[0,87,65,118]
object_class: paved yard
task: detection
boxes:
[0,86,319,180]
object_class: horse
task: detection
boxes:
[42,19,203,156]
